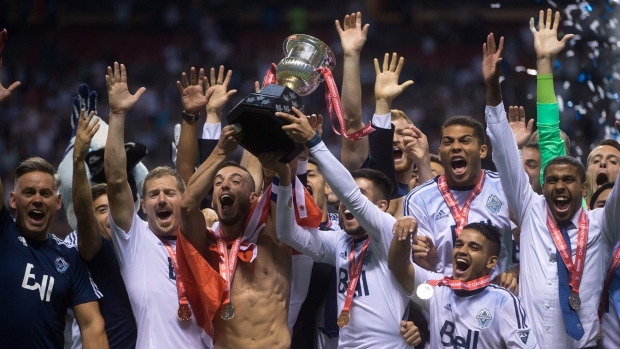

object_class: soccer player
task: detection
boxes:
[483,25,620,347]
[402,114,516,287]
[71,109,137,348]
[178,125,292,348]
[389,220,536,348]
[586,139,620,200]
[104,62,208,348]
[275,107,421,348]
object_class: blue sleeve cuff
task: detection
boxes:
[306,132,322,148]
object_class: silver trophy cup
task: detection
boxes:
[227,34,336,162]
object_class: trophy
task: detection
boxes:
[227,34,336,163]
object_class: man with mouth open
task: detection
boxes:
[275,108,422,348]
[483,23,620,348]
[388,220,536,348]
[104,62,208,348]
[586,140,620,201]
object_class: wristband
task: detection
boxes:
[182,110,199,123]
[306,132,322,148]
[271,176,280,202]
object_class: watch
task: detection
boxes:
[182,110,198,123]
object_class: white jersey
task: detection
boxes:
[109,212,209,349]
[403,172,514,279]
[277,140,413,349]
[412,265,537,349]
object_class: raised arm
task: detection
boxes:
[0,29,20,104]
[337,12,371,171]
[180,125,239,254]
[483,34,535,222]
[104,62,146,232]
[73,110,103,261]
[532,9,574,183]
[600,121,620,244]
[388,216,418,293]
[74,301,109,349]
[402,124,432,184]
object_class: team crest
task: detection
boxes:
[486,195,502,214]
[55,257,69,274]
[475,307,493,328]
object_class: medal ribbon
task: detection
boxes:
[437,171,486,236]
[211,228,246,308]
[157,237,189,311]
[340,238,371,315]
[317,67,374,141]
[546,209,588,296]
[262,63,278,88]
[598,242,620,321]
[427,275,491,291]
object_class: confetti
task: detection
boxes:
[548,0,558,7]
[490,3,501,8]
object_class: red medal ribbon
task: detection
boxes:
[157,237,190,312]
[340,238,371,315]
[437,171,486,236]
[317,67,374,141]
[427,275,491,291]
[598,242,620,321]
[546,209,588,297]
[262,63,278,88]
[211,228,246,307]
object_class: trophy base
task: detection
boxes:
[226,84,305,163]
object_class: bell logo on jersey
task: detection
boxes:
[440,320,480,349]
[21,263,55,302]
[338,268,370,297]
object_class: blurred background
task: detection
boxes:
[0,0,618,237]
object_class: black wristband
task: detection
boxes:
[182,110,198,123]
[305,132,322,148]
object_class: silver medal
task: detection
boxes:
[221,302,235,321]
[416,283,434,300]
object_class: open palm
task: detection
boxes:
[335,12,369,56]
[374,53,414,102]
[531,9,574,59]
[106,62,145,114]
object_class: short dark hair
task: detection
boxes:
[463,222,501,257]
[599,139,620,153]
[308,157,322,174]
[15,157,59,189]
[350,168,393,202]
[216,161,256,192]
[543,156,586,183]
[590,182,615,210]
[142,166,186,199]
[522,142,540,151]
[91,183,108,201]
[429,154,441,164]
[441,116,486,145]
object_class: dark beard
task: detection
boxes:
[344,224,365,237]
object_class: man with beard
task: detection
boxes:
[275,108,421,348]
[178,123,292,348]
[389,221,536,348]
[484,22,620,347]
[402,114,515,287]
[104,62,208,348]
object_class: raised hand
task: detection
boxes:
[277,107,317,144]
[177,67,213,117]
[412,235,439,271]
[374,52,414,105]
[508,106,533,149]
[206,65,237,116]
[307,113,324,137]
[214,125,241,157]
[73,110,100,163]
[531,9,574,61]
[0,59,21,103]
[106,62,146,115]
[257,152,289,179]
[481,33,504,85]
[402,125,429,162]
[392,215,418,244]
[335,12,370,57]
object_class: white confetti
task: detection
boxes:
[526,93,534,100]
[490,3,501,8]
[566,50,575,57]
[587,101,594,109]
[563,81,571,89]
[600,114,607,125]
[526,69,538,75]
[557,95,564,112]
[616,110,620,120]
[587,80,595,92]
[547,0,558,7]
[597,86,605,99]
[499,76,505,83]
[590,20,600,33]
[575,23,583,31]
[515,66,526,72]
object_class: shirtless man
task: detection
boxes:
[179,125,291,348]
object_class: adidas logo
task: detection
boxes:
[444,303,452,312]
[435,210,450,220]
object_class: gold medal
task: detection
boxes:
[177,304,192,321]
[337,310,350,328]
[568,292,581,311]
[221,302,235,321]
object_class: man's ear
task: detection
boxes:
[324,183,332,195]
[486,255,498,270]
[9,192,16,210]
[479,144,488,159]
[581,181,587,198]
[249,192,259,204]
[375,199,389,212]
[56,193,62,211]
[140,198,146,213]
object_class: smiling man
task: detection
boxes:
[388,221,535,348]
[402,115,515,285]
[483,24,620,347]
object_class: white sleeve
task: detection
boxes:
[402,191,432,239]
[599,170,620,245]
[202,122,221,140]
[309,140,396,257]
[371,113,392,129]
[499,295,538,348]
[108,210,144,268]
[485,102,535,225]
[276,183,339,265]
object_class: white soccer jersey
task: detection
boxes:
[277,140,413,349]
[412,265,537,349]
[109,212,208,349]
[403,172,514,278]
